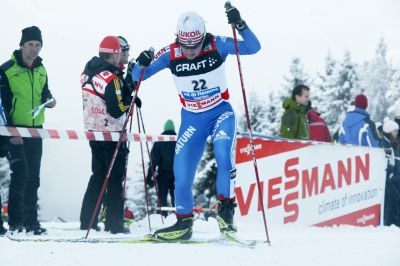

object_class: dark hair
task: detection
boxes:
[99,52,112,60]
[291,84,310,100]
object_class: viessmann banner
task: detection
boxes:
[234,136,387,227]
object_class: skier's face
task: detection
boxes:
[20,41,42,64]
[180,40,204,60]
[295,89,310,106]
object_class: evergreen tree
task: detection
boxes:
[361,39,394,122]
[322,51,358,132]
[238,91,269,134]
[387,67,400,116]
[314,53,341,132]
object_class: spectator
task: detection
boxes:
[0,26,56,235]
[307,104,332,142]
[99,36,141,231]
[118,36,138,98]
[338,94,379,147]
[146,119,177,217]
[280,84,310,140]
[381,118,400,227]
[80,36,136,234]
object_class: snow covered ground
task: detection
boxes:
[1,215,400,266]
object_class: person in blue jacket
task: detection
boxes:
[132,5,260,240]
[338,94,379,147]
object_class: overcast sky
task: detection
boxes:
[1,0,399,220]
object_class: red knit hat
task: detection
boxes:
[99,36,121,54]
[355,94,368,110]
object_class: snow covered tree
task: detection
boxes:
[314,53,342,132]
[320,51,359,132]
[360,39,394,122]
[237,91,269,134]
[387,67,400,116]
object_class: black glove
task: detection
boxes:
[225,5,248,31]
[127,59,136,73]
[137,50,154,68]
[146,174,155,188]
[134,96,142,108]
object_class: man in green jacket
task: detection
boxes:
[0,26,56,235]
[280,84,310,140]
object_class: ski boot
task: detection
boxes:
[0,223,7,236]
[9,224,24,234]
[217,199,237,234]
[25,223,47,235]
[153,215,193,241]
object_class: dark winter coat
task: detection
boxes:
[146,130,177,184]
[308,109,332,142]
[280,98,309,140]
[381,133,400,227]
[82,56,131,118]
[338,108,379,147]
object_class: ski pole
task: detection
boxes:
[138,108,164,223]
[225,1,271,244]
[136,111,152,232]
[122,112,134,198]
[85,57,149,239]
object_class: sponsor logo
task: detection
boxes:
[90,107,107,115]
[176,60,207,72]
[211,111,234,137]
[235,153,372,224]
[182,87,220,100]
[174,48,182,58]
[239,143,263,155]
[214,130,230,141]
[208,57,217,67]
[357,213,376,225]
[175,125,196,155]
[178,30,202,38]
[153,47,169,61]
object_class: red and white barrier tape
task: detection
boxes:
[0,126,176,142]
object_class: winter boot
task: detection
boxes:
[9,224,24,234]
[25,224,47,235]
[80,224,101,231]
[217,199,237,234]
[154,215,193,241]
[110,226,130,234]
[0,223,6,235]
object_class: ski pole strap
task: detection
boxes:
[0,126,176,142]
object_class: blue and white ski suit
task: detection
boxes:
[132,28,261,216]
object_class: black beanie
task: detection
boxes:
[20,26,42,46]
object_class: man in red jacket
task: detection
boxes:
[308,108,332,142]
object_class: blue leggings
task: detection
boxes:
[173,102,237,215]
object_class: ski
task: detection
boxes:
[7,233,257,248]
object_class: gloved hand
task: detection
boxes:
[225,4,248,31]
[146,175,155,188]
[127,58,136,73]
[134,96,142,108]
[137,50,154,68]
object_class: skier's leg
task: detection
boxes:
[210,107,237,232]
[154,109,207,240]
